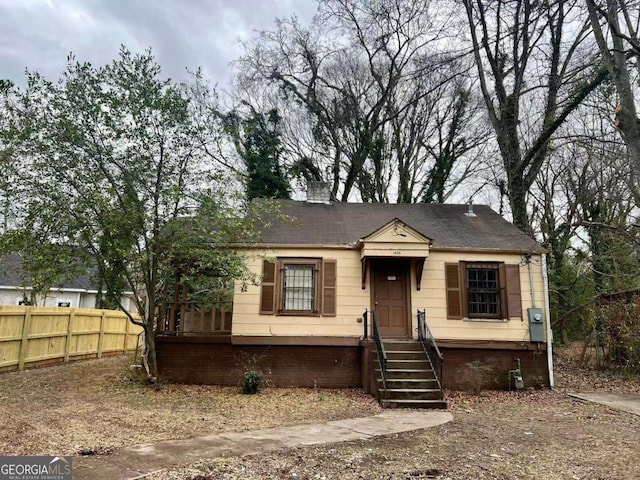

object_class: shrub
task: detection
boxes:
[241,368,265,394]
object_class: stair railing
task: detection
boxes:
[364,309,387,390]
[417,308,443,388]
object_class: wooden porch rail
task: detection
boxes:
[156,301,232,335]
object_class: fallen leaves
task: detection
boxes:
[0,355,381,456]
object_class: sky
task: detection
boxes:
[0,0,316,89]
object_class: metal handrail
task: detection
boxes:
[364,309,387,390]
[417,308,444,388]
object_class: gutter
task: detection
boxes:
[232,243,547,255]
[542,253,554,388]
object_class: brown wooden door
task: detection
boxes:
[373,260,409,337]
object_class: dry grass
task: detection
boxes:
[4,346,640,479]
[150,345,640,480]
[0,355,381,456]
[154,389,640,480]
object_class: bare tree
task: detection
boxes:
[586,0,640,197]
[236,0,480,203]
[463,0,608,233]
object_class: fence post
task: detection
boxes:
[18,308,33,371]
[97,311,106,358]
[64,309,76,362]
[123,314,130,353]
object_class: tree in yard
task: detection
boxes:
[462,0,608,233]
[586,0,640,200]
[223,107,291,201]
[237,0,482,203]
[1,48,258,378]
[530,92,640,345]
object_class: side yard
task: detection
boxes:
[0,355,381,456]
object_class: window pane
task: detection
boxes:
[283,265,315,311]
[467,266,500,318]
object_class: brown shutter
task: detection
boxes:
[259,260,277,315]
[505,264,522,319]
[445,263,462,319]
[499,264,508,319]
[322,259,337,316]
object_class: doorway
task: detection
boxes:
[372,259,410,337]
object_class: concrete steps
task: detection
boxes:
[374,339,446,410]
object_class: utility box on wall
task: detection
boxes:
[528,307,545,343]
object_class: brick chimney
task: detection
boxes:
[306,181,332,204]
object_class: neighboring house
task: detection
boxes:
[0,253,138,312]
[157,183,552,405]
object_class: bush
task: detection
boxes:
[241,369,265,394]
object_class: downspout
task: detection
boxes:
[527,254,536,307]
[542,254,554,388]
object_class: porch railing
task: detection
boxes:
[364,309,387,390]
[156,301,232,335]
[417,308,443,388]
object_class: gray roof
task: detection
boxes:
[255,201,544,253]
[0,252,94,290]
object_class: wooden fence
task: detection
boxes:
[0,306,144,372]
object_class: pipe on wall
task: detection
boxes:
[541,254,554,388]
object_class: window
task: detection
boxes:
[446,262,522,320]
[260,258,337,316]
[466,263,501,318]
[283,263,316,311]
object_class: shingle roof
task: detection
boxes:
[0,253,94,290]
[255,201,544,253]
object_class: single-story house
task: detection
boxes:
[157,183,552,407]
[0,253,138,312]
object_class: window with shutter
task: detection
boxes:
[445,261,522,320]
[260,258,336,316]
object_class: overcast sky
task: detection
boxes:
[0,0,316,89]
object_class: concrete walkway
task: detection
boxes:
[569,392,640,416]
[73,410,453,480]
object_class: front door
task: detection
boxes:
[373,260,409,337]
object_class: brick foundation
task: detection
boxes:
[156,337,549,391]
[440,347,549,390]
[156,337,362,388]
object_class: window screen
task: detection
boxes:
[283,264,315,311]
[466,264,500,318]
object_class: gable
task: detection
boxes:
[362,218,432,244]
[360,219,431,259]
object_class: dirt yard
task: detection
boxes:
[0,355,381,456]
[3,347,640,479]
[150,345,640,479]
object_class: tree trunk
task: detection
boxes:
[143,322,158,378]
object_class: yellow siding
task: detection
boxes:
[234,248,369,338]
[412,251,546,342]
[233,248,547,343]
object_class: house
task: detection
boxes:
[0,252,138,312]
[156,183,552,405]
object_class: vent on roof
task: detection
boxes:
[306,181,332,204]
[465,202,477,217]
